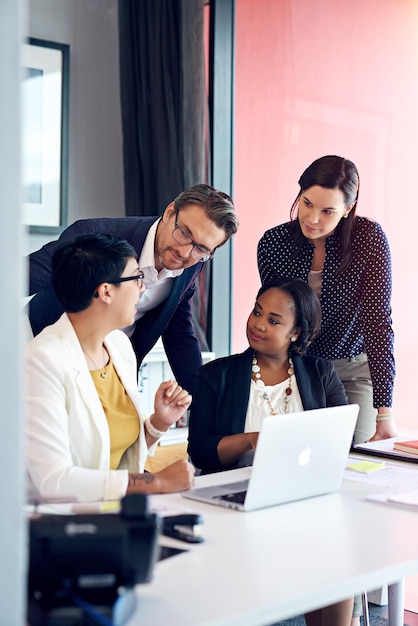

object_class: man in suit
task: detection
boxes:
[27,184,238,393]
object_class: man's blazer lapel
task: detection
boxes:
[134,266,200,358]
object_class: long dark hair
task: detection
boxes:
[289,155,359,274]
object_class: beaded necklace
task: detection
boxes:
[252,353,294,415]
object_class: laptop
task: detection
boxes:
[183,404,359,512]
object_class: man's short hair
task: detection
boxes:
[174,184,239,243]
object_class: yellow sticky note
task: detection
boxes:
[347,460,386,473]
[100,500,121,513]
[71,500,121,515]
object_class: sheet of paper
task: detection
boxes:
[25,498,197,518]
[388,488,418,506]
[367,486,418,509]
[345,455,418,487]
[148,496,197,517]
[25,501,121,516]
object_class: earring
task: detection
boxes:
[290,336,297,342]
[343,213,349,219]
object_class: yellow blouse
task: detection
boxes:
[90,358,140,470]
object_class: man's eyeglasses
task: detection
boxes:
[172,214,214,262]
[107,271,145,285]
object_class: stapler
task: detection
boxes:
[162,513,204,543]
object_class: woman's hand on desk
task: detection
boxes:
[127,459,195,494]
[366,417,398,443]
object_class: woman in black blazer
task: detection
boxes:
[188,277,353,626]
[188,276,348,474]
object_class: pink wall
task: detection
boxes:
[233,0,418,431]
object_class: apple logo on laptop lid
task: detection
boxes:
[298,446,312,467]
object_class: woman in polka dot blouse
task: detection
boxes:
[257,155,396,445]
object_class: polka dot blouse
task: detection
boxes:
[257,216,395,408]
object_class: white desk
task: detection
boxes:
[126,467,418,626]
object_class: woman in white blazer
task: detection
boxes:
[25,233,195,502]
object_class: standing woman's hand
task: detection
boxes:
[366,410,397,442]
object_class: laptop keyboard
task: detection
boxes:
[215,490,247,505]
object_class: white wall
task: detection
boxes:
[0,0,28,622]
[26,0,125,253]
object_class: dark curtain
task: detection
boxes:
[118,0,207,214]
[118,0,210,350]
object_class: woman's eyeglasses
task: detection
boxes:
[107,271,145,285]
